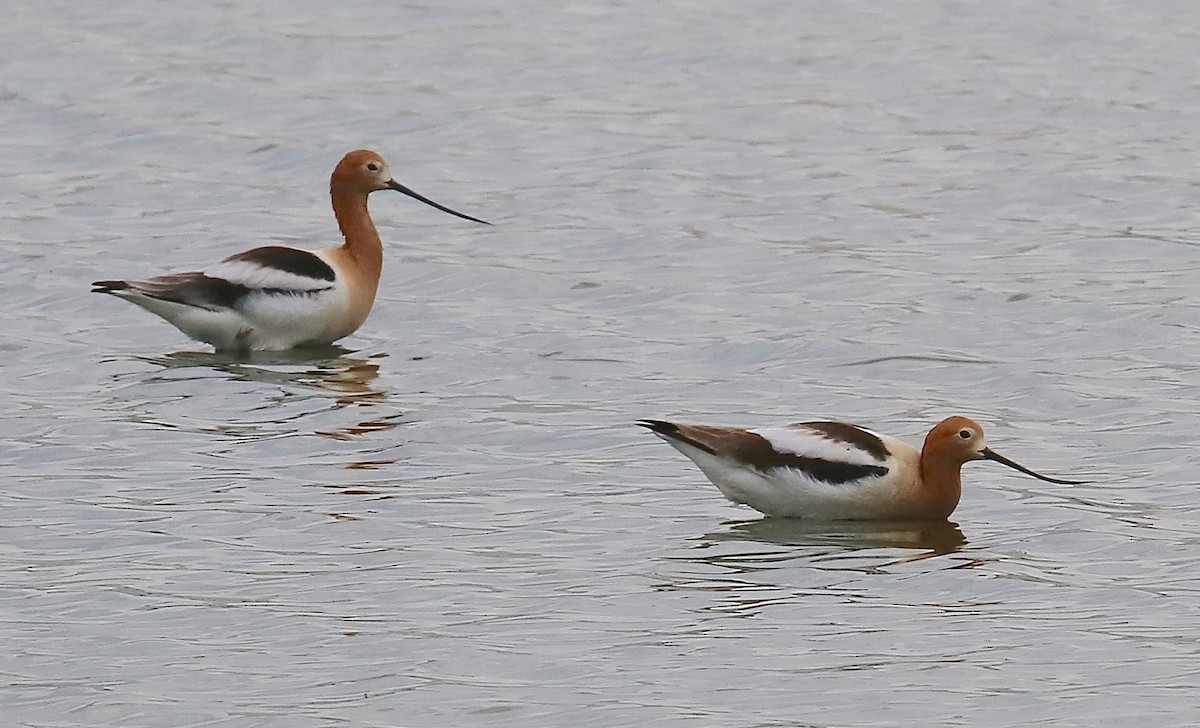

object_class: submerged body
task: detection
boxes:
[638,416,1083,520]
[93,149,488,352]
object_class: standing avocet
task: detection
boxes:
[92,149,489,352]
[638,416,1085,520]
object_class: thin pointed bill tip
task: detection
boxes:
[386,179,491,225]
[981,447,1088,485]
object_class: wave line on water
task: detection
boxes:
[839,354,997,367]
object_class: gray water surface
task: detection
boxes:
[3,1,1200,726]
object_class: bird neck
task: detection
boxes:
[331,187,384,277]
[918,452,964,518]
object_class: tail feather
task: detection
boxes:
[637,419,679,436]
[90,272,241,311]
[92,280,130,294]
[636,419,719,455]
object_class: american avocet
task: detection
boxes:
[92,149,488,352]
[638,416,1085,520]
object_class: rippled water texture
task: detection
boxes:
[3,1,1200,726]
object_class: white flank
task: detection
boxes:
[236,280,349,347]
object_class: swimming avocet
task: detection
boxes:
[638,416,1085,520]
[92,149,489,352]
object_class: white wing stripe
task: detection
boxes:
[750,427,886,467]
[204,260,334,292]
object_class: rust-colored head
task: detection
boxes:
[329,149,490,224]
[923,416,988,466]
[924,415,1085,485]
[331,149,396,194]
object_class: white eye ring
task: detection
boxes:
[366,162,380,172]
[958,429,972,439]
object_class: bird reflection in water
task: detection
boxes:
[676,518,970,580]
[127,347,409,493]
[658,520,973,616]
[702,517,968,559]
[136,346,387,406]
[129,347,404,457]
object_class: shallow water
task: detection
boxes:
[3,1,1200,726]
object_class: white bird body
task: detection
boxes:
[639,417,1084,520]
[94,150,488,353]
[100,248,343,351]
[676,425,921,519]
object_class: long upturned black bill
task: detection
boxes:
[982,448,1087,485]
[386,180,491,225]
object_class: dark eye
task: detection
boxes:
[366,162,380,172]
[958,429,971,439]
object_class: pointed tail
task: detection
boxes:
[92,280,130,294]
